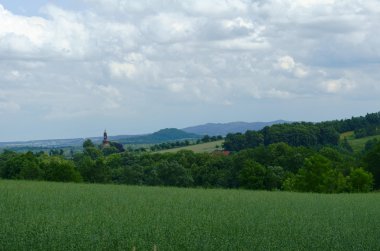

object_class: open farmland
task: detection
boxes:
[348,135,380,152]
[158,140,224,153]
[0,180,379,250]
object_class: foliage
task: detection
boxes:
[363,141,380,189]
[3,111,380,193]
[83,139,95,148]
[40,156,82,182]
[238,160,266,189]
[0,140,376,193]
[224,111,380,152]
[348,168,373,192]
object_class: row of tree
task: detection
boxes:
[223,123,342,152]
[1,112,380,193]
[223,111,380,151]
[319,112,380,138]
[1,138,378,192]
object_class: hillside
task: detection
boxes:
[348,134,380,152]
[182,120,289,136]
[0,129,200,150]
[158,140,224,153]
[116,128,201,144]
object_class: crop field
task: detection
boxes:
[1,180,379,250]
[158,140,224,153]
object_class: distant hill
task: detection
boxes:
[0,121,289,150]
[0,128,200,150]
[182,120,289,136]
[0,138,85,149]
[116,128,201,144]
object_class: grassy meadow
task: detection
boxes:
[158,140,224,153]
[348,135,380,152]
[340,131,380,152]
[1,180,379,250]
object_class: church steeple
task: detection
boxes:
[103,129,109,145]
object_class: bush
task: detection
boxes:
[41,157,82,182]
[348,168,373,192]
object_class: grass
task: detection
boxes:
[1,180,380,250]
[347,134,380,152]
[340,131,355,140]
[340,131,380,152]
[158,140,224,153]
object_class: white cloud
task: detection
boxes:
[276,56,308,78]
[109,62,137,79]
[140,13,197,43]
[1,0,380,140]
[266,88,294,99]
[292,0,336,8]
[0,4,91,59]
[294,67,308,78]
[277,56,296,71]
[321,78,356,94]
[167,83,185,93]
[182,0,248,16]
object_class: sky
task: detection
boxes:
[1,0,380,141]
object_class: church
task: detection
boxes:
[102,130,110,147]
[101,130,125,152]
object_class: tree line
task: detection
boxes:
[1,111,380,193]
[224,111,380,151]
[0,139,378,193]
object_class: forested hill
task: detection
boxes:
[223,111,380,151]
[0,129,200,150]
[116,128,201,144]
[182,120,289,136]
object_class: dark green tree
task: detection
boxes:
[238,160,266,189]
[41,156,82,182]
[348,168,373,192]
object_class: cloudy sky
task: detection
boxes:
[1,0,380,141]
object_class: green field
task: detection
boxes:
[1,180,379,250]
[340,131,380,152]
[340,131,355,140]
[347,134,380,152]
[158,140,224,153]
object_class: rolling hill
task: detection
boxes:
[0,120,290,150]
[0,128,201,150]
[116,128,201,144]
[182,120,289,136]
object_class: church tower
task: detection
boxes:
[103,129,109,145]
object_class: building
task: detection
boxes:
[103,129,110,147]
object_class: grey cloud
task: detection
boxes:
[1,0,380,140]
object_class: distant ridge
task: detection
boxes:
[182,120,290,136]
[0,122,289,149]
[0,128,200,149]
[116,128,201,144]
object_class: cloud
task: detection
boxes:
[1,0,380,140]
[109,62,137,79]
[167,83,185,93]
[276,56,308,78]
[141,13,197,43]
[0,100,20,113]
[277,56,295,71]
[320,78,356,94]
[0,4,91,59]
[182,0,249,16]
